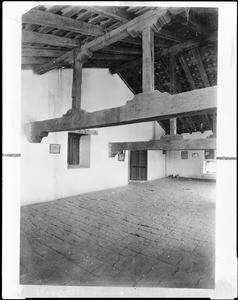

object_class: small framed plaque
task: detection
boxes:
[204,149,215,159]
[181,151,188,159]
[118,151,125,161]
[50,144,61,154]
[192,153,199,157]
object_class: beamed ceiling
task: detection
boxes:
[22,5,218,135]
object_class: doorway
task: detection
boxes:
[130,150,147,181]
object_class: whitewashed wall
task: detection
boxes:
[165,131,217,180]
[21,69,165,205]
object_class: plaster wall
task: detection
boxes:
[165,131,216,180]
[21,69,165,205]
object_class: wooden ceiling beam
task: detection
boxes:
[109,138,216,156]
[22,48,67,57]
[22,30,80,48]
[92,53,137,61]
[191,48,210,87]
[81,6,133,23]
[33,7,184,75]
[22,57,54,65]
[22,8,104,36]
[100,45,142,55]
[154,29,183,43]
[29,86,216,142]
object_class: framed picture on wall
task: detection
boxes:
[205,149,215,159]
[181,151,188,159]
[118,151,125,161]
[49,144,61,154]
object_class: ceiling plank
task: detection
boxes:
[33,7,184,75]
[191,47,210,87]
[22,30,80,48]
[22,9,104,36]
[109,138,216,156]
[29,86,217,142]
[81,6,132,23]
[178,52,196,89]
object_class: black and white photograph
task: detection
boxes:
[2,1,237,299]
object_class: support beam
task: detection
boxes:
[211,112,217,137]
[109,138,216,157]
[170,118,177,135]
[33,7,185,75]
[29,86,217,142]
[142,27,154,92]
[191,47,210,87]
[22,30,80,48]
[72,61,82,109]
[22,9,104,36]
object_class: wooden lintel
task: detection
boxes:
[109,138,216,157]
[29,86,217,143]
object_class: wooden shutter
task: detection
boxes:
[68,133,80,165]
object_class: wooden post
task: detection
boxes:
[72,60,83,109]
[212,113,217,137]
[142,27,154,93]
[169,54,177,136]
[170,118,177,135]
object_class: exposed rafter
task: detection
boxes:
[22,48,67,57]
[81,6,133,23]
[191,47,210,87]
[22,30,80,48]
[22,9,105,36]
[33,7,185,75]
[178,53,196,89]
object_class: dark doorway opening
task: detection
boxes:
[130,150,147,181]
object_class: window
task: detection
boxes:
[203,161,217,174]
[68,133,81,166]
[67,132,91,168]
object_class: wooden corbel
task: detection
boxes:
[127,9,172,37]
